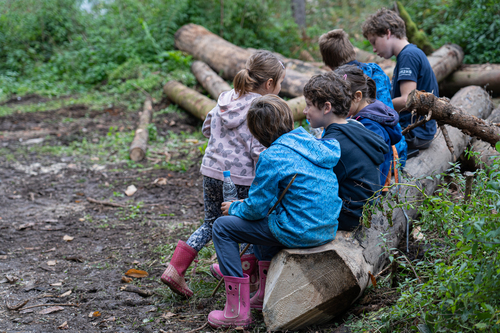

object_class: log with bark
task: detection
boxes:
[191,61,231,99]
[395,1,434,55]
[174,24,316,97]
[427,44,464,82]
[262,86,493,331]
[440,64,500,98]
[163,81,216,120]
[129,98,153,162]
[403,86,497,147]
[467,107,500,168]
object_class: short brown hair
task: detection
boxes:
[334,65,377,101]
[303,72,352,117]
[319,29,356,69]
[247,95,294,148]
[362,8,406,39]
[234,51,285,97]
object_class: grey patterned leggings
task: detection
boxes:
[186,176,254,254]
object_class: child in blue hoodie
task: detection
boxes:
[303,71,388,231]
[334,64,403,187]
[207,95,342,329]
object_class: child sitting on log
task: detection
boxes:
[334,64,403,189]
[319,29,407,164]
[303,72,388,231]
[161,50,286,298]
[208,95,342,329]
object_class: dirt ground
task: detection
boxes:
[0,96,400,333]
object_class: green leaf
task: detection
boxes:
[495,141,500,153]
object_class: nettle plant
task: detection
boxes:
[353,149,500,332]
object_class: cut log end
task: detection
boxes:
[129,148,146,162]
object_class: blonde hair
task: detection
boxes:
[234,51,285,96]
[247,95,294,148]
[319,29,356,69]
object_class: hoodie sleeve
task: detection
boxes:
[250,137,266,164]
[202,107,216,138]
[229,153,278,220]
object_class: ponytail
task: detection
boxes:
[234,50,285,97]
[334,64,374,103]
[366,76,377,100]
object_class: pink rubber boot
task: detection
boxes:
[250,260,271,310]
[160,240,197,298]
[208,274,252,329]
[210,254,259,292]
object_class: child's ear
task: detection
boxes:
[355,91,363,102]
[266,78,274,91]
[323,102,332,114]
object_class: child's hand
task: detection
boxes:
[221,201,232,215]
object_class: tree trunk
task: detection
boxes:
[467,107,500,168]
[405,86,497,147]
[163,81,216,120]
[440,64,500,98]
[129,98,153,162]
[174,24,315,97]
[191,61,231,99]
[427,44,464,82]
[290,0,306,28]
[395,1,433,55]
[287,96,306,121]
[262,86,492,331]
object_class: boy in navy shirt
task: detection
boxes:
[362,8,438,150]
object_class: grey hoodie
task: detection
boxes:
[200,89,265,186]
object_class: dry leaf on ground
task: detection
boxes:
[125,185,137,196]
[88,311,101,318]
[59,290,72,297]
[47,260,56,266]
[39,306,65,314]
[153,178,168,185]
[121,276,133,283]
[161,312,176,319]
[125,268,148,278]
[50,282,62,286]
[63,235,74,242]
[58,321,69,329]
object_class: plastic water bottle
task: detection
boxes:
[222,171,238,202]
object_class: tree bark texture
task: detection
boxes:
[291,0,306,28]
[129,98,153,162]
[263,86,492,331]
[468,107,500,168]
[287,96,306,121]
[427,44,464,83]
[174,24,315,97]
[395,1,434,55]
[163,81,216,120]
[405,86,497,149]
[440,64,500,98]
[191,61,231,99]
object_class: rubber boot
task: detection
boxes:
[160,240,197,298]
[207,274,252,329]
[210,254,259,292]
[250,260,271,310]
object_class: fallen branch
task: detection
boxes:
[129,98,154,162]
[86,197,126,208]
[16,303,78,311]
[440,124,454,155]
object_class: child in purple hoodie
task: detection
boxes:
[335,64,402,187]
[161,51,286,298]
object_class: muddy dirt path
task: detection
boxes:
[0,98,398,333]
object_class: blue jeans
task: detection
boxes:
[212,215,285,278]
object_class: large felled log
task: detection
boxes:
[468,107,500,168]
[404,87,497,147]
[262,86,493,331]
[129,98,153,162]
[427,44,464,82]
[163,81,216,120]
[191,61,231,99]
[287,96,306,121]
[440,64,500,98]
[175,24,314,97]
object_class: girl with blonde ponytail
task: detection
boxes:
[160,50,285,298]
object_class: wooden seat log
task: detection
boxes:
[440,64,500,98]
[163,81,216,120]
[262,86,493,331]
[191,61,231,99]
[129,98,153,162]
[468,107,500,168]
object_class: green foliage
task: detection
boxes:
[403,0,500,63]
[349,156,500,332]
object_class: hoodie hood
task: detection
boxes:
[217,90,261,129]
[324,121,387,166]
[356,100,399,126]
[272,127,340,169]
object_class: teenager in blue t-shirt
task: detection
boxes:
[363,8,438,150]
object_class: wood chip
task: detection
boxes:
[59,290,72,297]
[39,306,65,314]
[125,185,137,196]
[63,235,74,242]
[58,321,69,329]
[47,260,56,266]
